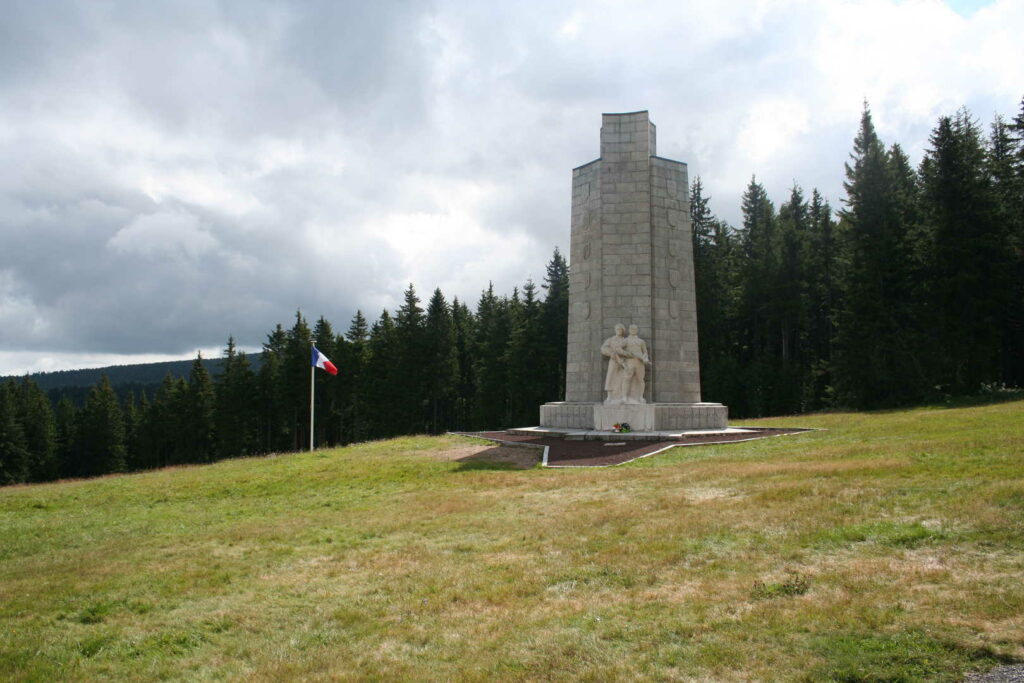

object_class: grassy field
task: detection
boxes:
[2,400,1022,681]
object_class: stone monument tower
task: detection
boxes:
[539,111,727,431]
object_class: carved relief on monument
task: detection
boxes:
[582,209,594,231]
[667,207,681,227]
[601,324,652,405]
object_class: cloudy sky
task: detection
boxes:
[1,0,1021,376]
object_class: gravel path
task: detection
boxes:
[966,665,1024,682]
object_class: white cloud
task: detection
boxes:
[108,210,218,259]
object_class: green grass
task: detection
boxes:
[2,400,1022,681]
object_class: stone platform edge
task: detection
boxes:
[540,401,728,431]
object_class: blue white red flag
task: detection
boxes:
[311,346,338,375]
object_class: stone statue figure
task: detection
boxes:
[601,324,628,404]
[601,323,652,405]
[623,324,652,403]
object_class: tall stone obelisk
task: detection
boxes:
[539,111,727,431]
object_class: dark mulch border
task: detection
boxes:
[454,428,814,467]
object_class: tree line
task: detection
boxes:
[0,250,570,484]
[694,100,1023,415]
[1,99,1021,485]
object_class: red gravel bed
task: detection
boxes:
[459,428,812,467]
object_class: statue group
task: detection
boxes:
[601,324,651,405]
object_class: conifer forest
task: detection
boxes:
[2,101,1022,485]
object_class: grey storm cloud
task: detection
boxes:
[1,0,1022,373]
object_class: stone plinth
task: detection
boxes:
[541,402,727,431]
[595,404,656,431]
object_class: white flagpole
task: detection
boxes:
[309,339,316,452]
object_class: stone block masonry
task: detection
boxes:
[565,111,702,405]
[542,110,727,432]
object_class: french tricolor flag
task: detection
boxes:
[311,346,338,375]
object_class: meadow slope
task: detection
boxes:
[2,400,1022,681]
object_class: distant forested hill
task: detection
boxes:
[3,356,260,406]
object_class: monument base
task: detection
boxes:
[539,401,728,431]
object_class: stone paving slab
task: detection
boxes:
[452,427,815,467]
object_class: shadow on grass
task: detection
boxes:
[451,445,540,472]
[852,391,1024,416]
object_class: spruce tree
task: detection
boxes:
[540,248,569,402]
[184,353,217,462]
[504,279,546,426]
[339,311,370,443]
[0,380,29,485]
[988,110,1024,386]
[472,283,511,429]
[122,391,143,471]
[423,288,459,434]
[77,375,126,476]
[54,396,77,478]
[283,312,313,450]
[805,189,841,408]
[690,178,744,410]
[216,337,258,459]
[919,109,1009,392]
[364,310,399,438]
[17,378,57,481]
[451,298,477,430]
[394,284,427,433]
[835,103,920,407]
[737,177,778,416]
[258,324,289,453]
[774,185,810,413]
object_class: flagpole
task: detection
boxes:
[310,338,316,452]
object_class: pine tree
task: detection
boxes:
[17,378,58,481]
[505,279,546,426]
[423,288,459,434]
[0,380,29,485]
[216,337,258,458]
[472,283,512,429]
[737,176,778,416]
[54,396,77,478]
[988,110,1024,386]
[919,109,1009,392]
[690,178,744,410]
[76,375,126,476]
[339,311,370,443]
[148,374,186,467]
[774,185,810,413]
[540,248,569,402]
[283,312,314,450]
[835,103,920,407]
[451,298,477,430]
[122,391,143,471]
[364,310,399,438]
[258,324,289,453]
[394,284,427,433]
[183,353,217,462]
[804,189,841,408]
